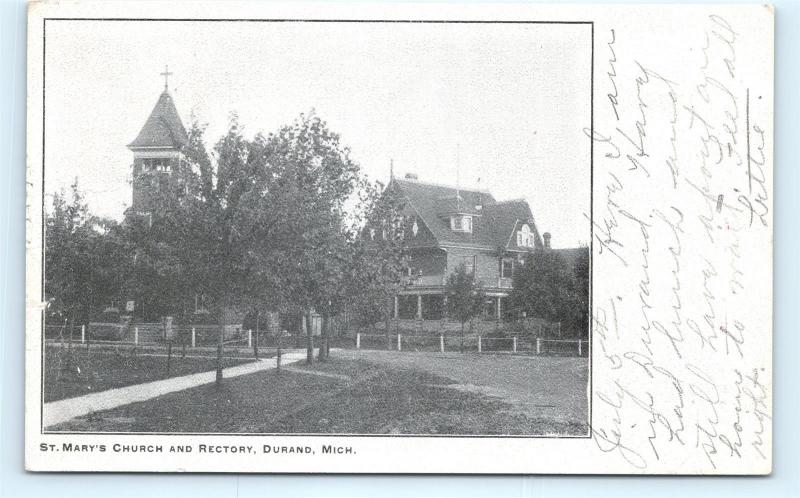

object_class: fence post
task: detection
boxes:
[81,325,85,344]
[248,329,252,348]
[513,336,517,353]
[397,334,402,351]
[478,335,482,353]
[166,340,172,377]
[578,339,582,356]
[440,334,444,353]
[134,327,139,345]
[356,333,361,349]
[536,337,541,355]
[191,327,196,348]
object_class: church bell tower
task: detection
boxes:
[127,66,188,217]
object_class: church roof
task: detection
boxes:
[391,177,542,251]
[128,91,188,149]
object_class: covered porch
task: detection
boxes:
[393,292,509,321]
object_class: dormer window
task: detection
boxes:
[516,223,536,248]
[451,215,472,233]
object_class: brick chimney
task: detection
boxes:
[543,232,551,249]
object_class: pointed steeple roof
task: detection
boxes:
[128,90,188,149]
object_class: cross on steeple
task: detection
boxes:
[160,64,173,91]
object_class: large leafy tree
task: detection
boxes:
[444,264,486,349]
[509,248,588,337]
[45,182,128,328]
[347,181,408,338]
[165,112,363,367]
[178,117,287,379]
[261,113,361,364]
[121,116,270,382]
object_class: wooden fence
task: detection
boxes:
[353,333,588,357]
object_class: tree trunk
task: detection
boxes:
[469,318,475,351]
[216,314,225,386]
[318,311,330,361]
[326,318,332,358]
[305,309,314,365]
[66,314,75,372]
[276,327,282,372]
[253,309,260,360]
[385,296,392,351]
[166,340,172,377]
[460,321,465,353]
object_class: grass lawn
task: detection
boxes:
[49,356,587,436]
[43,345,256,402]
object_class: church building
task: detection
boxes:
[127,70,190,222]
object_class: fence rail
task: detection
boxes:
[44,325,587,357]
[353,333,588,357]
[45,324,250,347]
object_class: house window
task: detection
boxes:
[516,224,535,248]
[450,215,473,233]
[501,259,513,278]
[462,255,476,275]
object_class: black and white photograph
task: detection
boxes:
[24,2,774,475]
[39,19,592,436]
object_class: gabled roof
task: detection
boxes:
[484,199,543,251]
[391,178,541,251]
[128,91,188,149]
[435,195,483,216]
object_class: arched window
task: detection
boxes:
[516,224,535,248]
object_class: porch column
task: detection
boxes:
[496,297,502,320]
[416,295,423,320]
[393,295,399,319]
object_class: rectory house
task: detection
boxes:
[388,174,550,323]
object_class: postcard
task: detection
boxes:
[25,1,773,474]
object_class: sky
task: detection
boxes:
[44,20,591,248]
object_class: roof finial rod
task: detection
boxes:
[456,143,461,211]
[160,64,173,92]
